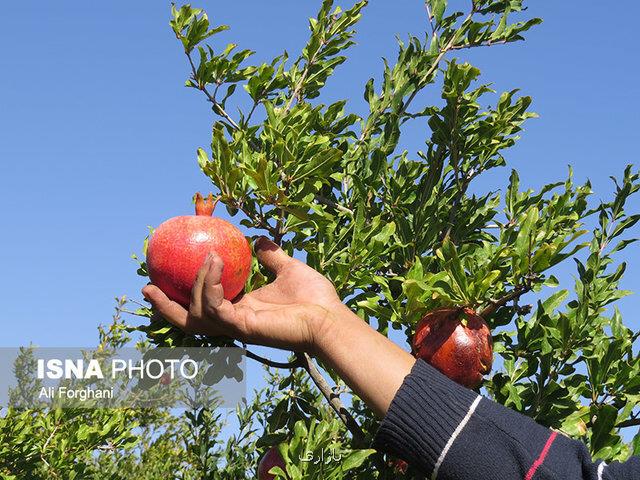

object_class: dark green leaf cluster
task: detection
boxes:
[492,168,640,461]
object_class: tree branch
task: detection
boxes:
[314,194,354,216]
[616,417,640,429]
[185,51,243,131]
[450,39,510,51]
[40,422,63,477]
[243,347,303,369]
[284,59,314,113]
[297,352,366,448]
[284,13,338,113]
[423,0,436,36]
[480,283,532,318]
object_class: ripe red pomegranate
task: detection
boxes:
[412,307,493,389]
[147,193,252,306]
[257,447,287,480]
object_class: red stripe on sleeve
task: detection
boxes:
[524,431,558,480]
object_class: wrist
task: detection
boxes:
[307,301,361,357]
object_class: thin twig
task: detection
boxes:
[616,417,640,428]
[450,39,510,50]
[284,14,338,113]
[243,347,303,369]
[229,199,280,239]
[314,194,354,216]
[423,0,436,36]
[480,283,532,318]
[245,99,260,126]
[185,51,243,131]
[42,422,61,453]
[273,206,286,245]
[40,422,62,477]
[284,60,313,112]
[297,352,366,448]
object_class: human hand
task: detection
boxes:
[143,237,416,417]
[141,237,344,353]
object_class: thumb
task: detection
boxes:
[254,236,292,274]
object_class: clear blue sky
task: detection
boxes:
[0,0,638,376]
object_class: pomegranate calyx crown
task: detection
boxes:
[194,192,220,216]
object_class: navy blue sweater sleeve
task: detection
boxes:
[373,359,640,479]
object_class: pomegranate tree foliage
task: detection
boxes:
[155,0,640,475]
[163,0,640,468]
[2,1,639,478]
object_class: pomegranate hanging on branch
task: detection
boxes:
[412,307,493,389]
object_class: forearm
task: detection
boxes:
[312,303,416,417]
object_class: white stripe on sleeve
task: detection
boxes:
[430,396,482,480]
[597,461,607,480]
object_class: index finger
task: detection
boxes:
[142,285,189,329]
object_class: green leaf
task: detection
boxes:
[340,449,376,471]
[590,405,618,455]
[541,290,569,313]
[632,431,640,456]
[429,0,447,24]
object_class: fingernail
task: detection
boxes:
[255,236,268,248]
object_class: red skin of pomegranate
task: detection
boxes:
[159,372,172,386]
[390,458,408,474]
[147,193,252,307]
[412,307,493,389]
[257,447,286,480]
